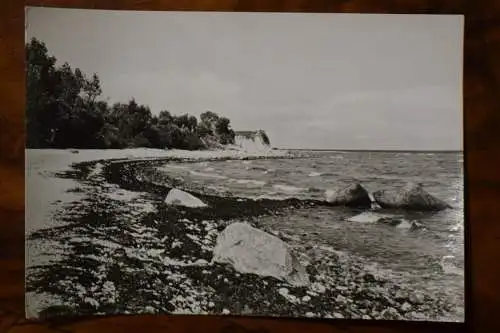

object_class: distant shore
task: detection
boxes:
[280,148,463,153]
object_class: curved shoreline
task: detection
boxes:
[26,151,463,322]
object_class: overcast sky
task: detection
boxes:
[26,7,463,150]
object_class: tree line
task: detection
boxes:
[26,38,236,150]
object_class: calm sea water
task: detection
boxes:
[159,150,464,318]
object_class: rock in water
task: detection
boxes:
[325,183,372,208]
[164,188,208,208]
[212,222,309,286]
[373,183,451,211]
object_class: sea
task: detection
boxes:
[159,150,465,319]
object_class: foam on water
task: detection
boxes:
[232,179,267,186]
[308,172,322,177]
[347,212,382,223]
[396,219,413,229]
[273,184,305,194]
[189,170,228,179]
[347,212,397,223]
[440,256,464,276]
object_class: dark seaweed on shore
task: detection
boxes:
[27,157,457,322]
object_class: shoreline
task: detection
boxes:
[25,147,298,318]
[25,148,463,322]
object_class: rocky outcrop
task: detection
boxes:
[373,183,451,211]
[325,183,372,208]
[164,188,208,208]
[212,222,309,286]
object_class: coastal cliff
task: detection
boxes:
[234,130,271,152]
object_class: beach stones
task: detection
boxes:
[409,291,425,305]
[164,188,208,208]
[380,307,402,320]
[373,183,451,211]
[325,183,372,208]
[212,222,309,286]
[401,302,413,312]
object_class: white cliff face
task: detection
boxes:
[234,131,272,154]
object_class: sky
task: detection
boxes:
[26,7,464,150]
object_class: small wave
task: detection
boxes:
[330,155,344,160]
[255,193,288,201]
[317,245,346,257]
[204,167,215,172]
[347,212,386,223]
[162,165,189,170]
[264,168,276,174]
[249,166,268,172]
[231,179,267,186]
[396,219,413,229]
[450,222,463,232]
[308,172,322,177]
[189,171,228,180]
[440,256,464,276]
[273,184,305,194]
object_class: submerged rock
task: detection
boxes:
[373,183,451,211]
[164,188,208,208]
[325,183,372,208]
[212,222,309,286]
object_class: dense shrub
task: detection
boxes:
[26,38,236,150]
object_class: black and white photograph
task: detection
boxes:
[25,8,464,322]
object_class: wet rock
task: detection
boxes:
[409,291,425,305]
[333,312,344,319]
[335,295,347,304]
[362,273,377,283]
[380,307,402,320]
[394,289,409,301]
[311,282,326,293]
[212,222,309,286]
[409,311,428,320]
[164,189,208,208]
[373,183,451,211]
[278,287,289,296]
[401,302,412,312]
[380,294,396,307]
[325,183,372,208]
[410,221,424,230]
[302,295,311,302]
[377,217,404,226]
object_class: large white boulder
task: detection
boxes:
[164,188,208,208]
[325,183,372,208]
[373,183,451,211]
[212,222,309,286]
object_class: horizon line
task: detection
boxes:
[276,148,463,153]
